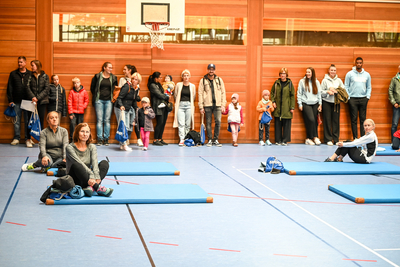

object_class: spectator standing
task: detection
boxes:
[388,65,400,143]
[68,77,89,141]
[48,75,67,118]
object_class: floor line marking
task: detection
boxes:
[208,193,400,207]
[209,248,241,252]
[48,228,71,233]
[104,177,139,185]
[273,253,307,258]
[6,221,26,226]
[200,157,360,267]
[149,241,179,246]
[374,248,400,251]
[0,157,29,226]
[95,235,122,240]
[236,168,399,267]
[343,259,378,262]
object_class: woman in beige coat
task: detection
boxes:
[173,69,196,146]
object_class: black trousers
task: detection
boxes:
[259,121,270,141]
[302,103,319,139]
[70,114,84,139]
[335,147,367,163]
[392,136,400,150]
[133,108,140,139]
[348,97,368,139]
[37,104,47,129]
[68,160,109,190]
[274,118,291,143]
[322,100,340,143]
[154,108,168,140]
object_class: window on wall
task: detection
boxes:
[53,14,246,45]
[263,18,400,47]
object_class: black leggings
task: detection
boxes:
[335,147,367,164]
[68,160,109,190]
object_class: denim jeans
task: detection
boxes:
[204,106,221,141]
[177,101,192,140]
[391,106,400,142]
[114,107,135,145]
[95,100,112,140]
[13,103,24,140]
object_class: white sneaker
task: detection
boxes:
[206,140,213,147]
[266,140,272,146]
[26,140,33,148]
[137,139,144,147]
[21,163,35,171]
[327,141,333,146]
[122,145,132,151]
[11,139,19,145]
[259,141,265,146]
[158,103,166,108]
[179,140,185,146]
[142,147,148,151]
[305,139,315,145]
[213,140,222,147]
[314,138,321,146]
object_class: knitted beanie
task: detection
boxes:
[262,90,270,96]
[141,97,150,103]
[231,93,239,101]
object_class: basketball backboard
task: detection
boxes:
[126,0,185,34]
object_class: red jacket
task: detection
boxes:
[68,86,89,114]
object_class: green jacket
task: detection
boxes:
[271,78,295,119]
[389,74,400,105]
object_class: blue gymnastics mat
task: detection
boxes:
[328,184,400,203]
[283,162,400,175]
[46,184,213,205]
[47,162,180,176]
[376,146,400,156]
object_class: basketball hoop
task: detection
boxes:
[145,22,170,50]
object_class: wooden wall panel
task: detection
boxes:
[355,3,400,21]
[0,25,36,41]
[0,0,35,8]
[0,8,36,24]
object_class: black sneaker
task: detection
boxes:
[324,157,333,162]
[104,139,109,146]
[160,139,168,145]
[97,139,103,146]
[153,140,163,146]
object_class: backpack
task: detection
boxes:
[185,130,201,145]
[40,175,76,203]
[184,139,195,147]
[258,157,285,174]
[260,111,272,124]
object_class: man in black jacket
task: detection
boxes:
[7,56,33,147]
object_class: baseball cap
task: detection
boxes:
[207,64,216,70]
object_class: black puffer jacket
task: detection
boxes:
[90,72,118,106]
[26,71,50,105]
[115,83,140,110]
[149,82,169,115]
[7,69,32,103]
[48,84,67,117]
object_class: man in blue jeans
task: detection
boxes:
[389,65,400,143]
[6,56,33,147]
[345,57,372,139]
[198,64,226,147]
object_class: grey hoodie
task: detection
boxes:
[321,74,345,103]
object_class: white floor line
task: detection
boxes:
[374,248,400,251]
[235,168,400,267]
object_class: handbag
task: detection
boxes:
[260,111,272,124]
[4,104,17,124]
[115,110,129,143]
[29,106,41,141]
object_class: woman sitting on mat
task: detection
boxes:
[22,111,68,172]
[66,123,113,197]
[324,119,378,163]
[392,129,400,152]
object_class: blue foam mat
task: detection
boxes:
[376,146,400,156]
[47,162,179,176]
[329,184,400,203]
[283,161,400,175]
[46,184,212,205]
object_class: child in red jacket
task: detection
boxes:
[68,77,89,140]
[256,90,275,146]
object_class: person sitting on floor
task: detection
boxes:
[22,111,68,172]
[66,122,113,197]
[324,118,378,163]
[392,129,400,152]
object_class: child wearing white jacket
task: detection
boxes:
[222,93,244,147]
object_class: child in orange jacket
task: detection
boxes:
[256,90,274,146]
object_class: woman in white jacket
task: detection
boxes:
[173,69,196,146]
[297,67,322,145]
[321,64,345,146]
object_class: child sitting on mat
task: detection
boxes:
[324,119,378,163]
[222,93,244,147]
[392,129,400,152]
[256,90,274,146]
[134,97,155,151]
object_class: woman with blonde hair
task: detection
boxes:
[271,67,295,146]
[173,69,196,146]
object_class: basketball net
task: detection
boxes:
[145,22,170,50]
